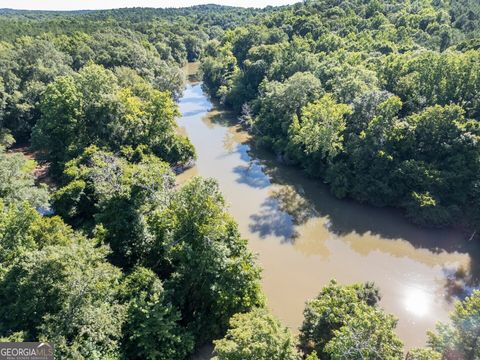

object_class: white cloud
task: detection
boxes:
[0,0,299,11]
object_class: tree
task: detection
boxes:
[201,44,239,103]
[323,303,403,359]
[2,37,73,140]
[87,29,167,82]
[288,93,352,165]
[254,72,323,151]
[54,149,264,347]
[184,33,206,62]
[31,74,84,170]
[427,290,480,359]
[327,64,379,104]
[198,0,480,231]
[110,86,194,164]
[121,267,194,360]
[32,64,194,172]
[0,137,48,209]
[0,201,76,267]
[0,240,125,359]
[163,177,264,344]
[299,280,398,359]
[212,308,301,360]
[406,348,442,360]
[343,95,403,207]
[400,105,479,226]
[53,146,176,268]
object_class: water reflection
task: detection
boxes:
[443,266,478,300]
[238,142,475,264]
[270,186,318,225]
[177,79,480,350]
[404,286,432,317]
[250,196,297,242]
[233,162,271,189]
[182,109,208,117]
[256,147,466,251]
[184,62,201,84]
[248,185,319,241]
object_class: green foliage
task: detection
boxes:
[0,4,256,142]
[201,0,480,231]
[323,303,403,359]
[253,72,323,151]
[53,146,176,264]
[0,207,203,360]
[381,50,480,118]
[0,239,124,359]
[212,308,301,360]
[200,45,239,104]
[54,147,263,348]
[406,348,442,360]
[399,105,479,226]
[2,2,480,359]
[0,37,73,140]
[0,144,48,209]
[0,168,263,360]
[121,267,194,360]
[0,201,76,266]
[161,177,264,344]
[289,94,351,166]
[427,290,480,359]
[299,280,401,359]
[32,64,194,172]
[0,14,244,358]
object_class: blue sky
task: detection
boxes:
[0,0,299,10]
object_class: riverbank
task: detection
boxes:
[179,63,479,351]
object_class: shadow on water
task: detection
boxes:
[233,160,271,189]
[179,97,205,105]
[443,265,480,300]
[183,62,202,84]
[205,107,239,127]
[180,77,480,295]
[183,109,209,117]
[187,73,201,83]
[179,77,480,349]
[250,197,298,241]
[238,140,480,285]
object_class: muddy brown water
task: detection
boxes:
[180,63,479,350]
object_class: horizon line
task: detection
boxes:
[0,2,294,12]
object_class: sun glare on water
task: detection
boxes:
[404,286,432,317]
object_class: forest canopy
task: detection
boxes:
[0,1,480,359]
[201,0,480,230]
[0,5,266,359]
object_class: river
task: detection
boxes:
[179,63,479,350]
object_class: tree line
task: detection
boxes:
[201,0,480,231]
[0,1,479,359]
[0,5,265,358]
